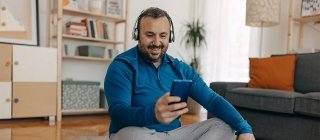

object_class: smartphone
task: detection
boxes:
[170,79,193,104]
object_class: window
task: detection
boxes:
[202,0,250,83]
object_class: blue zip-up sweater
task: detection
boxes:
[104,46,253,135]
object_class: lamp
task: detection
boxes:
[246,0,281,57]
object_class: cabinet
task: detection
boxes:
[49,0,128,117]
[0,44,57,120]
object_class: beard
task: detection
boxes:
[139,44,167,63]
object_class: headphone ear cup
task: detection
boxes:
[133,28,138,40]
[169,30,174,43]
[169,31,172,43]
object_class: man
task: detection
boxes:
[104,7,255,140]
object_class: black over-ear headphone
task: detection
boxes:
[132,11,175,43]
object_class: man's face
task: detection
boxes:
[138,16,170,63]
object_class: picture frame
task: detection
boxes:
[301,0,320,16]
[0,0,39,46]
[105,0,123,17]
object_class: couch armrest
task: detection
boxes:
[209,82,248,97]
[208,82,248,119]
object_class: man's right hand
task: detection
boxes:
[155,93,189,124]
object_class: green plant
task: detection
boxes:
[181,19,206,72]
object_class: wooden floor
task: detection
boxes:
[0,113,207,140]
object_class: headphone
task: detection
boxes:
[132,11,175,43]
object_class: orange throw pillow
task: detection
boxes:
[248,55,296,91]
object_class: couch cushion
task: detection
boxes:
[294,92,320,117]
[248,55,296,91]
[294,53,320,93]
[226,88,302,114]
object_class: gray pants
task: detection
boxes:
[110,118,236,140]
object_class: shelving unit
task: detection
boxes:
[287,0,320,51]
[293,14,320,49]
[50,0,128,120]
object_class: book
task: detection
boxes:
[81,18,92,37]
[66,28,88,36]
[89,19,96,38]
[96,20,103,39]
[66,22,86,32]
[66,21,86,27]
[102,22,109,40]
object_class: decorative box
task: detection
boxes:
[77,45,105,58]
[62,80,100,110]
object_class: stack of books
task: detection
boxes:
[80,18,110,40]
[65,21,88,37]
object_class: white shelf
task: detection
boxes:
[61,34,124,44]
[63,8,126,24]
[293,14,320,23]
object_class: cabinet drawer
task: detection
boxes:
[0,44,12,82]
[0,82,12,119]
[12,82,57,118]
[12,46,57,82]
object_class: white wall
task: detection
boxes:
[38,0,50,47]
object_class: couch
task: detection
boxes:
[207,53,320,140]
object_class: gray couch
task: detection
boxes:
[208,53,320,140]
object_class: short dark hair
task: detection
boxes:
[137,7,171,29]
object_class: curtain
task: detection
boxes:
[200,0,251,83]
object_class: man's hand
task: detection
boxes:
[155,93,189,124]
[236,133,255,140]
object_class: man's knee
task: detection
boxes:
[206,118,232,128]
[204,118,236,139]
[110,126,140,140]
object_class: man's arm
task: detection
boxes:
[105,60,158,129]
[183,66,253,135]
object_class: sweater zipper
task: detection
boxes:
[156,66,165,89]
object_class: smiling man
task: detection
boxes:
[104,7,255,140]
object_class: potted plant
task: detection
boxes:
[181,19,206,72]
[181,19,206,115]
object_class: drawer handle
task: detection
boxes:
[13,98,19,103]
[14,61,19,66]
[5,61,11,67]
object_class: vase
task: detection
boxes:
[89,0,103,14]
[78,0,89,11]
